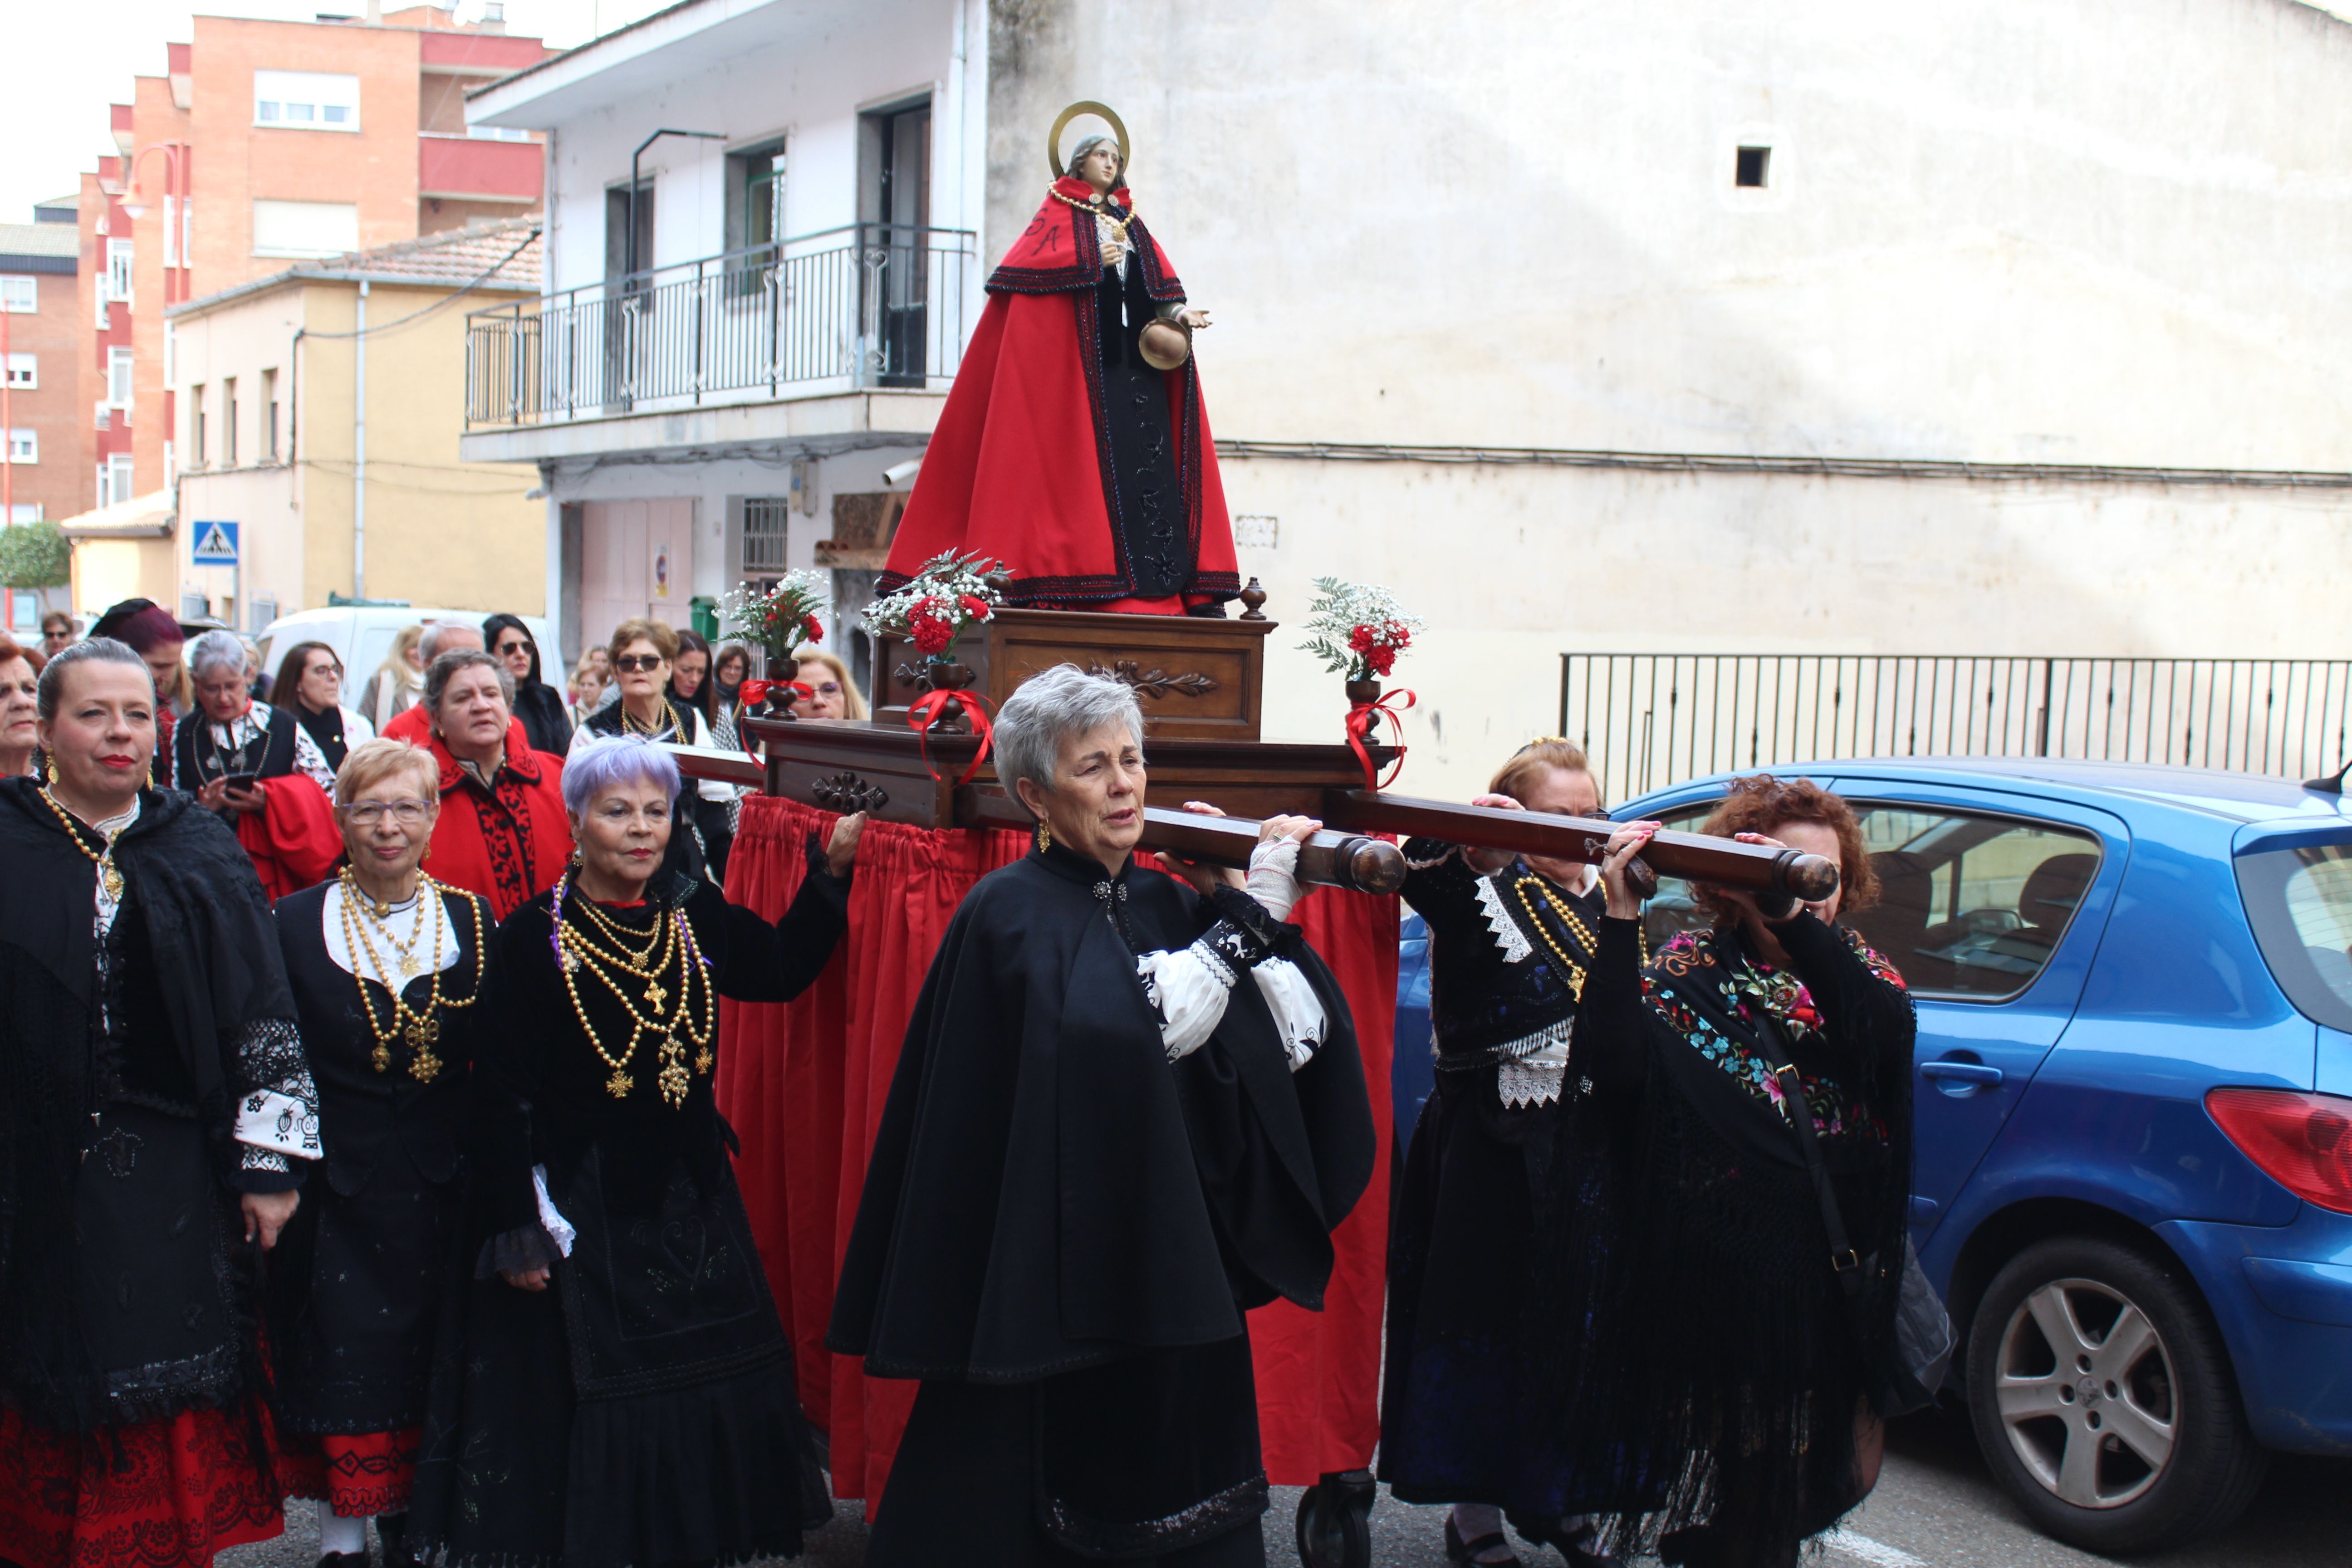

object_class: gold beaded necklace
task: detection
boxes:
[620,696,683,741]
[39,785,127,901]
[1512,872,1650,998]
[551,874,717,1107]
[1051,185,1131,246]
[338,871,484,1082]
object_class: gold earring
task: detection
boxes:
[422,840,433,862]
[570,848,584,868]
[43,754,57,787]
[1034,822,1052,852]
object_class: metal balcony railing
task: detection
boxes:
[1560,653,2352,805]
[465,222,977,427]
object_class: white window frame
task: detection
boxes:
[94,402,111,431]
[0,275,33,313]
[6,504,41,524]
[106,240,133,308]
[107,348,134,410]
[254,70,360,133]
[4,430,34,465]
[3,354,32,390]
[108,453,135,503]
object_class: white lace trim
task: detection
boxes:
[1402,843,1457,872]
[533,1165,578,1258]
[1489,1015,1579,1107]
[1474,873,1534,964]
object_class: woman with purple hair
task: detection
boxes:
[407,734,864,1568]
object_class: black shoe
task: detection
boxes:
[375,1512,416,1568]
[1511,1514,1620,1568]
[1657,1525,1715,1568]
[1445,1514,1525,1568]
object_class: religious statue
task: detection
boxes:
[880,103,1239,615]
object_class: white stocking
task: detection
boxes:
[317,1502,368,1558]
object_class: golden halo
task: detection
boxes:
[1049,101,1130,180]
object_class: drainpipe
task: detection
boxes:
[353,279,368,598]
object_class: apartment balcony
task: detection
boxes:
[458,223,975,466]
[418,133,542,203]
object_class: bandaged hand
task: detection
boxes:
[1245,815,1319,922]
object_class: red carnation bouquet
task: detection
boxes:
[862,551,1005,662]
[1301,577,1423,681]
[718,570,830,658]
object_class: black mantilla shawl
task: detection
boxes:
[1537,914,1916,1559]
[0,780,313,1431]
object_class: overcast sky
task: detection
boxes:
[7,0,2352,224]
[0,0,674,222]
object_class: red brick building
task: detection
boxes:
[0,196,80,529]
[72,5,548,523]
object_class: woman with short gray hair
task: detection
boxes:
[173,627,337,804]
[832,663,1377,1566]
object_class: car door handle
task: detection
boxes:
[1920,1060,2005,1086]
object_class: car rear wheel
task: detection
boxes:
[1966,1236,2266,1553]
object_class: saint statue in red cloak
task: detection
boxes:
[879,113,1238,615]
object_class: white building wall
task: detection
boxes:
[526,0,980,298]
[980,0,2352,798]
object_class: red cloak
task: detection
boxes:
[880,178,1237,611]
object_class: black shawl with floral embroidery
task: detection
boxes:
[1538,913,1915,1560]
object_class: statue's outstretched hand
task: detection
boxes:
[1181,307,1212,329]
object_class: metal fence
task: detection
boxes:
[1559,654,2352,804]
[465,222,978,427]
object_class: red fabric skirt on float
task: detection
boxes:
[0,1400,285,1568]
[276,1427,421,1518]
[715,796,1398,1509]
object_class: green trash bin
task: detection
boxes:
[689,594,720,641]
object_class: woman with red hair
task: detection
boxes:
[1548,777,1913,1568]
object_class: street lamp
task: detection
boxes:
[118,142,188,307]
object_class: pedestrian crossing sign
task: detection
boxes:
[191,519,239,566]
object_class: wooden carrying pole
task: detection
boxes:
[1322,791,1840,901]
[957,790,1406,896]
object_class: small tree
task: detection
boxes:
[0,519,70,591]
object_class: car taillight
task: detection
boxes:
[2207,1088,2352,1215]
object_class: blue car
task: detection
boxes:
[1576,758,2352,1553]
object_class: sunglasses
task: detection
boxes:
[495,640,531,657]
[613,654,666,673]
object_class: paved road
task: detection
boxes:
[224,1404,2350,1567]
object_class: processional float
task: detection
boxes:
[674,100,1835,1568]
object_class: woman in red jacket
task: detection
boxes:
[419,650,571,920]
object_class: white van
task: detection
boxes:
[254,607,559,700]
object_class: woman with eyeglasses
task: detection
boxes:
[569,619,734,886]
[794,648,867,721]
[267,740,493,1568]
[271,641,377,776]
[483,614,573,758]
[0,633,43,779]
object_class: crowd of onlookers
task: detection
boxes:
[3,598,872,912]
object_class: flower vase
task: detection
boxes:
[765,654,802,720]
[923,657,976,732]
[1345,677,1382,708]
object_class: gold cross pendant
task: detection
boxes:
[410,1050,442,1084]
[644,979,667,1012]
[605,1069,634,1099]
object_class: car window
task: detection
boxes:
[1635,797,2102,1001]
[2235,837,2352,1034]
[354,627,397,687]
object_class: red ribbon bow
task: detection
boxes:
[908,688,997,786]
[737,678,813,709]
[1344,688,1416,792]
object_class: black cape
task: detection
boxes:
[0,780,310,1433]
[408,849,849,1568]
[829,841,1376,1560]
[1536,915,1916,1560]
[265,880,493,1436]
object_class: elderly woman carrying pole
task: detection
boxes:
[829,663,1377,1566]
